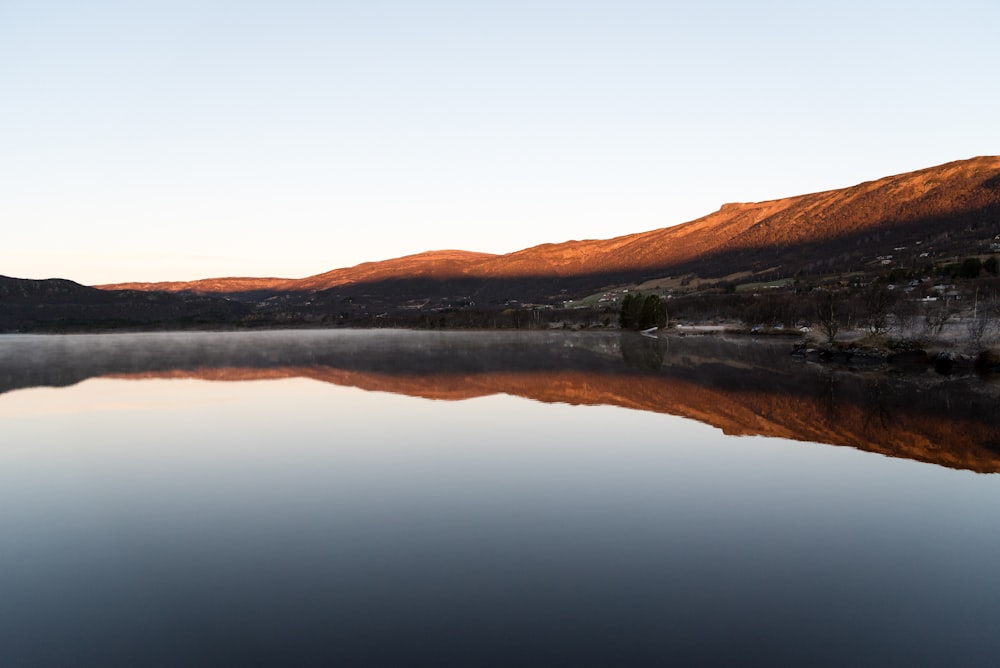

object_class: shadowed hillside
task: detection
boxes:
[0,275,251,331]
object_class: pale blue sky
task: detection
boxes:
[2,1,997,284]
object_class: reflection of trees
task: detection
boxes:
[818,368,839,422]
[620,334,665,369]
[819,372,893,438]
[860,376,891,433]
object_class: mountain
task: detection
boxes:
[7,155,999,330]
[97,156,1000,301]
[99,250,498,295]
[0,275,251,331]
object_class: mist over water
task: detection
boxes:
[1,331,999,666]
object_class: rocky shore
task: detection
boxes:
[791,341,1000,374]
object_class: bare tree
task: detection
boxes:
[922,296,954,337]
[863,283,898,336]
[965,289,999,352]
[814,290,840,344]
[892,296,921,339]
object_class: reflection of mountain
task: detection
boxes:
[3,331,997,473]
[113,366,1000,474]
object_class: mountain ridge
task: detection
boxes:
[95,155,1000,296]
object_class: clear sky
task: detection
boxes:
[2,1,998,285]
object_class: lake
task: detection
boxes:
[1,330,999,667]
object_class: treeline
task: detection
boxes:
[346,307,614,330]
[360,267,1000,341]
[665,275,1000,344]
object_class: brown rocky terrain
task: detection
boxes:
[97,156,1000,297]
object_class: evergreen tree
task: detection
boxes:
[619,293,643,329]
[620,293,665,330]
[639,294,665,329]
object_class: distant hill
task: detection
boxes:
[97,156,1000,302]
[0,275,250,331]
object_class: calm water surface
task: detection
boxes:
[1,330,998,667]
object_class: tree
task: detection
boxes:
[957,257,982,279]
[619,293,643,329]
[922,296,954,335]
[965,289,999,352]
[863,282,898,335]
[619,293,666,330]
[639,294,666,329]
[814,290,840,343]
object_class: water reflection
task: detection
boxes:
[3,331,1000,667]
[1,330,998,472]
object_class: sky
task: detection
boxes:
[2,1,998,285]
